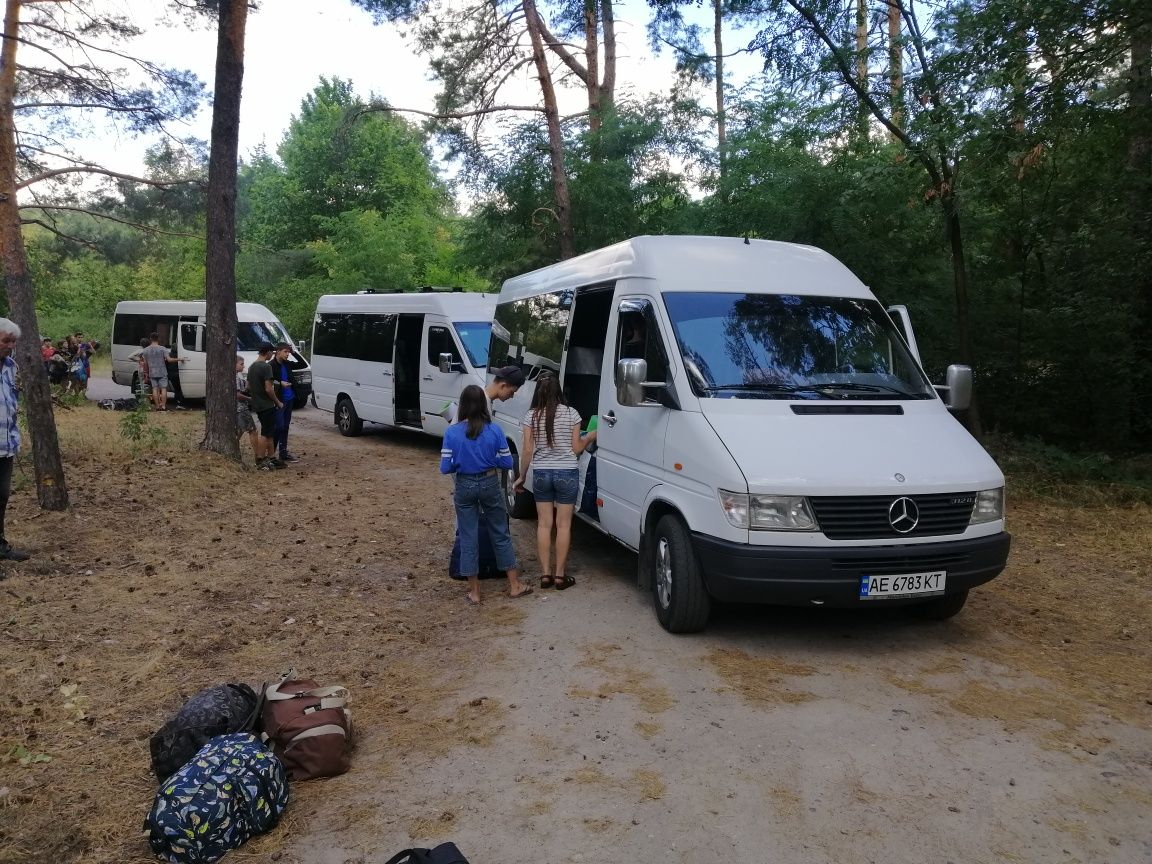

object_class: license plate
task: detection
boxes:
[859,571,946,600]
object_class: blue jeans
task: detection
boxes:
[454,473,517,577]
[274,401,293,457]
[532,468,579,505]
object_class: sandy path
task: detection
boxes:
[284,411,1151,864]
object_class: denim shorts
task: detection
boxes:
[533,468,579,505]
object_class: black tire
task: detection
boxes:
[911,589,969,621]
[335,397,363,437]
[503,452,536,519]
[293,394,309,410]
[130,371,140,395]
[651,514,711,633]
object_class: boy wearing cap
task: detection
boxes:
[247,343,285,471]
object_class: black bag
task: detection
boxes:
[579,454,599,520]
[449,511,505,580]
[149,683,261,782]
[383,843,470,864]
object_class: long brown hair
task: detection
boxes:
[457,384,490,439]
[528,372,568,448]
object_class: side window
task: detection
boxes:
[614,299,668,389]
[179,323,202,352]
[313,313,343,357]
[114,313,152,345]
[363,314,396,363]
[427,325,461,366]
[489,289,572,377]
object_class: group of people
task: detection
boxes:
[41,332,98,394]
[439,366,597,605]
[237,342,298,471]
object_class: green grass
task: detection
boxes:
[987,434,1152,505]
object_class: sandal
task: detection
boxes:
[555,575,576,591]
[540,575,555,589]
[509,587,534,599]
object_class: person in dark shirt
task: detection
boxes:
[270,342,298,463]
[247,343,285,471]
[440,384,531,604]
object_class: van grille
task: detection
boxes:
[809,493,976,540]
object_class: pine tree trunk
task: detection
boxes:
[599,0,616,112]
[855,0,869,142]
[940,184,983,439]
[888,0,902,136]
[714,0,726,177]
[0,0,68,510]
[1127,17,1152,446]
[584,0,601,134]
[525,0,575,259]
[201,0,247,459]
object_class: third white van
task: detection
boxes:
[489,236,1011,632]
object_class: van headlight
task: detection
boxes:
[969,487,1004,524]
[718,491,817,531]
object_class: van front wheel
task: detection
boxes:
[335,398,363,437]
[651,514,710,633]
[911,589,969,621]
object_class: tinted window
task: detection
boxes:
[114,313,176,346]
[453,321,491,367]
[236,321,294,352]
[313,312,395,361]
[489,290,571,377]
[427,326,461,366]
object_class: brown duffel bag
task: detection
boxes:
[261,674,351,780]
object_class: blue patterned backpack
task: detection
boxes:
[145,733,289,864]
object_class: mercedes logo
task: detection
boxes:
[888,497,919,533]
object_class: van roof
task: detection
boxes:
[499,236,874,302]
[114,300,279,322]
[315,292,497,318]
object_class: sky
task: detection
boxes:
[88,0,762,177]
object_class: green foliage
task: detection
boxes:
[119,400,168,451]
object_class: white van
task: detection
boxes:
[489,236,1011,632]
[310,291,496,438]
[112,301,312,405]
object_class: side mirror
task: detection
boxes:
[438,353,463,374]
[944,364,972,411]
[616,358,647,406]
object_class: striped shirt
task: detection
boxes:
[522,405,581,470]
[0,357,20,457]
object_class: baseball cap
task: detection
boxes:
[494,365,525,387]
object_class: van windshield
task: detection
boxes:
[662,293,935,400]
[453,321,492,367]
[236,321,293,352]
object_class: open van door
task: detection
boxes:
[420,322,470,437]
[178,321,206,396]
[885,304,922,366]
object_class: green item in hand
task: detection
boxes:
[585,414,599,434]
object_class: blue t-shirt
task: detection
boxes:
[440,422,513,475]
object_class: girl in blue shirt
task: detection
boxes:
[440,385,532,604]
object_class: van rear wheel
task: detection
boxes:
[651,514,710,633]
[503,453,535,519]
[335,398,363,437]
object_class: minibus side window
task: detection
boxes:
[490,290,571,378]
[427,326,462,366]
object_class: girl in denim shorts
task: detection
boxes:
[513,373,597,590]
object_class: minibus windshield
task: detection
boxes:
[662,293,935,400]
[454,321,492,367]
[236,321,294,351]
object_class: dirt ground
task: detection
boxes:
[0,402,1149,864]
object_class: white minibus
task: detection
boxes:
[489,236,1011,632]
[111,301,312,406]
[310,291,496,439]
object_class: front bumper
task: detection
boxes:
[692,531,1011,607]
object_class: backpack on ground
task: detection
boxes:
[261,675,351,780]
[383,843,471,864]
[449,511,505,580]
[145,732,289,864]
[150,683,261,782]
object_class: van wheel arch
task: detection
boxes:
[638,500,682,590]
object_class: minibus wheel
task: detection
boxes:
[911,589,969,621]
[503,454,535,519]
[335,397,363,437]
[651,514,710,633]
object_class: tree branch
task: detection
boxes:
[353,103,546,123]
[17,205,205,239]
[17,165,204,190]
[536,13,589,84]
[19,218,103,252]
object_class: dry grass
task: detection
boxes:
[705,647,819,706]
[569,642,676,713]
[0,406,517,863]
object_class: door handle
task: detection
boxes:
[381,370,393,377]
[422,375,434,382]
[602,411,617,427]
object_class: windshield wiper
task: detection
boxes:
[702,383,826,394]
[813,381,927,397]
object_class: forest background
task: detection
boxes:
[11,0,1152,467]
